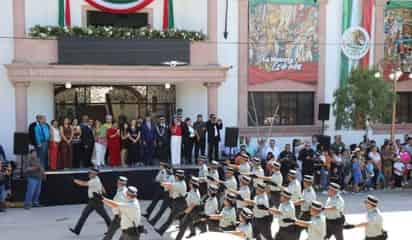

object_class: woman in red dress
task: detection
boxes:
[107,122,121,166]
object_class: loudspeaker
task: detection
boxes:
[317,135,331,151]
[318,103,330,121]
[225,127,239,147]
[14,132,30,155]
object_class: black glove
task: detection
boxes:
[250,174,258,179]
[137,225,147,234]
[236,194,244,201]
[220,184,227,190]
[283,218,296,224]
[199,213,209,219]
[93,192,103,201]
[207,176,216,181]
[221,162,228,166]
[343,224,356,229]
[264,180,278,187]
[257,204,269,211]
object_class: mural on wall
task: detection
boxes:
[248,1,319,85]
[384,7,412,77]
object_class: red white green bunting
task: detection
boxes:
[84,0,155,14]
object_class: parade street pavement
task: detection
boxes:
[1,189,411,240]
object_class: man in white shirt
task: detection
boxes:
[264,139,281,160]
[70,168,111,236]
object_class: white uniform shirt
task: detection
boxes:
[225,176,238,191]
[112,186,127,215]
[155,169,167,183]
[204,196,218,215]
[287,179,302,202]
[270,171,283,191]
[302,186,317,212]
[253,192,270,218]
[198,164,209,181]
[170,180,187,199]
[237,185,251,209]
[278,200,296,227]
[118,198,141,230]
[88,176,103,199]
[252,166,264,187]
[186,189,201,206]
[239,162,251,175]
[365,208,384,237]
[238,222,253,239]
[307,214,326,240]
[325,194,345,219]
[207,169,220,186]
[219,207,237,228]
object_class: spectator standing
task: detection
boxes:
[403,137,412,156]
[170,116,183,166]
[299,142,316,178]
[368,146,382,188]
[365,159,375,191]
[48,120,61,170]
[278,144,296,184]
[119,122,129,167]
[156,116,170,163]
[263,139,281,160]
[127,120,140,167]
[34,115,50,169]
[381,144,396,188]
[141,116,157,166]
[92,120,106,168]
[399,147,411,185]
[28,115,41,146]
[71,118,82,168]
[331,135,345,153]
[183,118,196,164]
[393,157,404,189]
[351,149,363,193]
[24,150,45,210]
[244,137,257,157]
[193,114,207,160]
[206,114,223,162]
[59,118,73,169]
[80,116,95,167]
[107,122,121,166]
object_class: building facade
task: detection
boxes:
[0,0,411,159]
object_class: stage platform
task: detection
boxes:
[12,165,199,206]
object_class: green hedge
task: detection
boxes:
[29,25,205,41]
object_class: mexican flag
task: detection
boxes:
[162,0,175,30]
[59,0,71,27]
[84,0,155,14]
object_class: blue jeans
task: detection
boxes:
[0,184,5,202]
[36,142,49,169]
[320,168,329,190]
[24,177,42,207]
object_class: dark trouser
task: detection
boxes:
[103,215,121,240]
[73,198,111,234]
[254,215,273,240]
[326,217,344,240]
[274,226,297,240]
[82,143,94,168]
[269,191,280,207]
[72,142,82,168]
[365,235,386,240]
[175,206,202,240]
[296,211,311,239]
[184,138,195,165]
[157,197,187,235]
[146,186,166,217]
[121,229,140,240]
[194,139,206,159]
[206,220,220,232]
[157,140,170,163]
[144,142,155,166]
[199,182,207,197]
[394,174,402,188]
[149,196,171,225]
[208,141,219,161]
[220,225,236,231]
[36,142,49,169]
[295,205,301,218]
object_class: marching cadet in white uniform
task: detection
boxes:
[225,152,251,178]
[324,182,345,240]
[292,201,326,240]
[250,157,264,197]
[228,208,254,240]
[255,161,283,207]
[175,177,202,240]
[266,189,296,240]
[207,161,220,188]
[294,175,317,239]
[227,175,251,211]
[209,192,238,231]
[102,186,142,240]
[103,176,128,240]
[70,168,111,236]
[241,182,273,240]
[344,195,387,240]
[287,169,302,217]
[156,169,187,235]
[200,184,220,232]
[144,162,169,218]
[197,155,209,196]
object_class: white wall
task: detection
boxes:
[0,0,16,160]
[175,82,207,120]
[217,0,239,128]
[25,0,58,31]
[27,82,54,124]
[174,0,208,32]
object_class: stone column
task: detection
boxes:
[204,82,220,115]
[374,0,386,63]
[238,0,249,128]
[14,82,30,132]
[207,0,218,64]
[13,0,26,38]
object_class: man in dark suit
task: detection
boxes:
[156,116,170,163]
[80,115,95,167]
[141,115,157,166]
[28,115,41,147]
[193,114,207,160]
[206,114,223,162]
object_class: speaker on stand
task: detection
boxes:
[13,132,30,179]
[318,103,330,135]
[224,127,239,159]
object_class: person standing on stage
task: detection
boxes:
[324,182,345,240]
[141,115,157,166]
[70,168,111,236]
[92,120,106,168]
[156,116,170,163]
[206,114,223,162]
[102,186,142,240]
[193,114,207,160]
[183,117,196,165]
[107,122,121,167]
[127,120,140,167]
[80,115,95,167]
[175,177,202,240]
[287,169,302,217]
[34,115,50,169]
[103,176,128,240]
[48,120,61,170]
[144,162,169,218]
[343,195,386,240]
[155,169,187,235]
[59,117,73,169]
[170,116,183,166]
[71,118,82,168]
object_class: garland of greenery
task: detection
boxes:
[29,25,205,41]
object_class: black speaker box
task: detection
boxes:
[14,132,30,155]
[224,127,239,148]
[318,135,331,151]
[318,103,330,121]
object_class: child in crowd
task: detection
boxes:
[399,147,411,185]
[351,152,362,193]
[393,157,405,189]
[364,158,375,191]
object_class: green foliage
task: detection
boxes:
[29,25,205,41]
[333,67,394,129]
